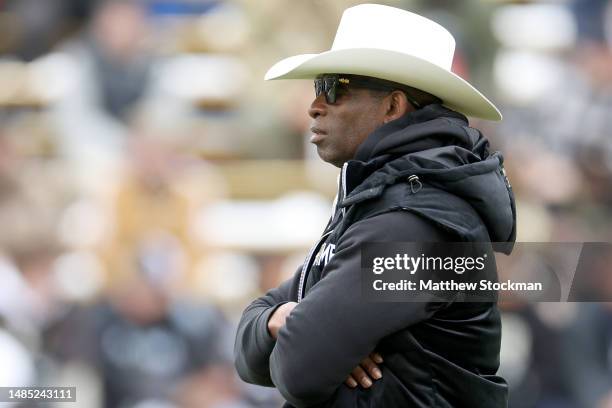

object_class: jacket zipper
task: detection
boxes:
[297,230,333,302]
[298,163,349,302]
[340,162,348,219]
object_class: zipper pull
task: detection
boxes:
[407,175,422,194]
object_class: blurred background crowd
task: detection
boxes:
[0,0,611,407]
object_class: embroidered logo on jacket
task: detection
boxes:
[313,243,336,267]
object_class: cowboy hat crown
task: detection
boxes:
[265,3,502,121]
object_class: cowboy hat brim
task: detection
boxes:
[264,48,502,121]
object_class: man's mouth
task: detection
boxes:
[310,127,327,143]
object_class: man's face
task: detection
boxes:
[308,85,387,167]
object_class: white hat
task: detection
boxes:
[265,4,502,121]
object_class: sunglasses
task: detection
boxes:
[314,74,423,109]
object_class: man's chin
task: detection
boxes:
[316,148,344,168]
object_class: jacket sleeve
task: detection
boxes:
[234,269,297,386]
[269,211,452,407]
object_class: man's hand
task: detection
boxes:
[345,352,383,389]
[268,302,298,339]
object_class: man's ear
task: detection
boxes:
[383,90,412,123]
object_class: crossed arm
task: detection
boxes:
[233,275,294,386]
[234,212,449,407]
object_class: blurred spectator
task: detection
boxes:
[0,0,93,61]
[45,270,240,408]
[500,303,577,408]
[99,113,226,290]
[60,0,153,121]
[562,303,612,408]
[51,0,156,188]
[572,0,611,46]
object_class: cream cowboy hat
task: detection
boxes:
[264,4,502,121]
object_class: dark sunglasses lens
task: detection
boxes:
[314,76,339,103]
[324,77,337,104]
[314,79,323,97]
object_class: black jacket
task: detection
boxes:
[234,104,517,407]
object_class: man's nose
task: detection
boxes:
[308,94,327,119]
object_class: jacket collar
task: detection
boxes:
[340,104,472,201]
[354,104,468,163]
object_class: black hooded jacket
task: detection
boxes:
[234,104,517,407]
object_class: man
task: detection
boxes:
[235,4,516,407]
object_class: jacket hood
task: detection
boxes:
[340,104,516,246]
